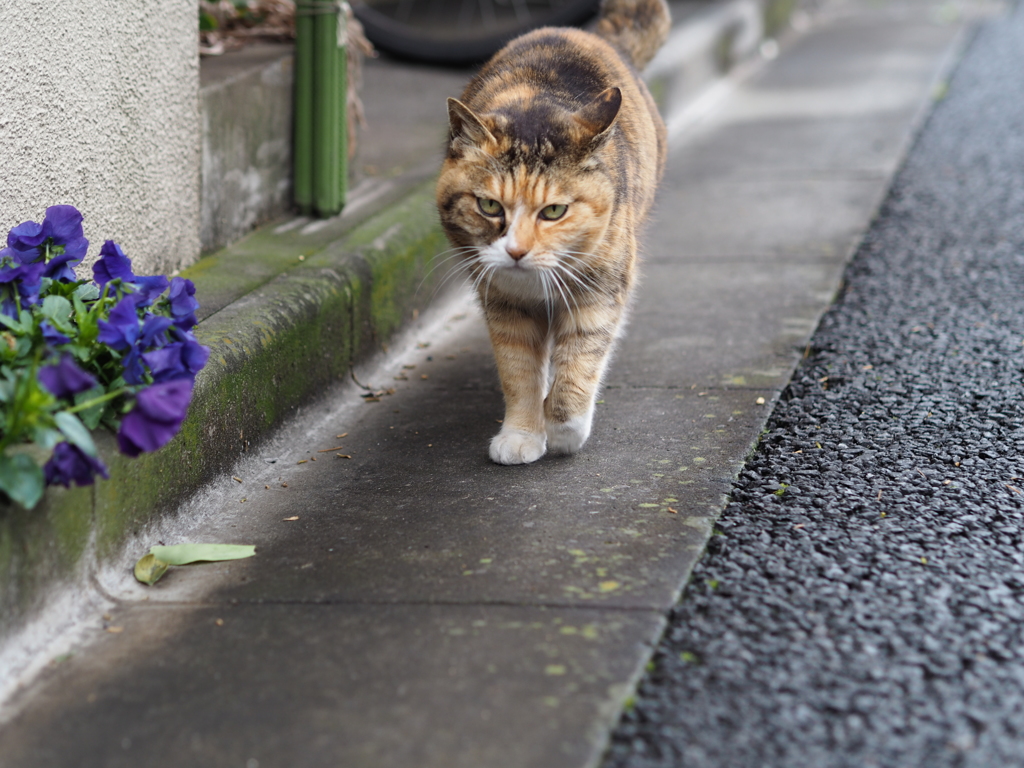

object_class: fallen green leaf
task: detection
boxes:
[133,544,255,586]
[149,543,256,565]
[134,553,169,585]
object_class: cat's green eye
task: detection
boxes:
[540,204,567,221]
[477,197,503,217]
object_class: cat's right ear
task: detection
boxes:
[447,98,497,156]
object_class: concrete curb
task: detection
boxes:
[0,0,796,664]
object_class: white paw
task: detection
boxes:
[546,413,592,455]
[489,428,546,465]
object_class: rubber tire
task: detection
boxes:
[352,0,600,65]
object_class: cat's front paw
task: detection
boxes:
[489,428,546,465]
[546,414,592,455]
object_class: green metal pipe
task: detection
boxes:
[295,1,347,218]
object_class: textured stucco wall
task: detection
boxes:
[0,1,201,276]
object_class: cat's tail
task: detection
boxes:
[594,0,671,70]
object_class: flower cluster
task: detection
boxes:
[0,205,209,509]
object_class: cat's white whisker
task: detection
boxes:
[417,246,481,294]
[428,259,482,299]
[548,269,579,327]
[540,271,555,330]
[554,253,600,294]
[557,268,589,305]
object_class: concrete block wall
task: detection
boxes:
[200,44,295,255]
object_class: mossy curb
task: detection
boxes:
[0,180,448,642]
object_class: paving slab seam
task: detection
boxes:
[112,597,673,613]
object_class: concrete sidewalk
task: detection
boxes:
[0,0,996,765]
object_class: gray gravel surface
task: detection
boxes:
[604,5,1024,767]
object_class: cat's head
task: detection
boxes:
[436,88,622,289]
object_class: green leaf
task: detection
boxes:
[74,283,100,302]
[31,425,64,451]
[0,312,27,334]
[74,385,107,430]
[134,553,170,585]
[54,411,97,457]
[149,543,256,565]
[41,296,74,332]
[0,453,45,509]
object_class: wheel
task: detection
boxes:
[351,0,600,65]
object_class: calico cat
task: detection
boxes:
[436,0,670,464]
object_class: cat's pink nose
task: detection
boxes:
[506,243,529,261]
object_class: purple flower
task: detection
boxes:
[6,206,87,281]
[38,354,98,399]
[96,297,140,351]
[6,219,48,253]
[43,205,86,244]
[92,241,169,306]
[167,277,199,329]
[121,351,147,385]
[139,314,174,349]
[40,322,71,346]
[43,442,109,487]
[0,259,46,316]
[117,379,193,457]
[92,241,135,286]
[142,338,210,383]
[96,298,150,382]
[127,275,169,308]
[43,245,87,282]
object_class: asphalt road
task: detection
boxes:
[604,3,1024,766]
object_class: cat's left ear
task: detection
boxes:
[447,98,497,155]
[574,87,622,145]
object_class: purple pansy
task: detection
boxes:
[139,314,174,349]
[121,348,148,386]
[43,442,109,487]
[92,240,135,286]
[40,322,71,346]
[42,248,85,282]
[92,241,168,306]
[117,379,193,457]
[5,220,48,255]
[41,205,85,244]
[6,206,88,281]
[37,354,98,399]
[0,259,46,316]
[127,274,169,308]
[96,297,140,351]
[142,338,210,383]
[167,277,200,329]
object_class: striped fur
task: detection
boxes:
[436,0,670,465]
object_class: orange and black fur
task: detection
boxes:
[436,0,670,464]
